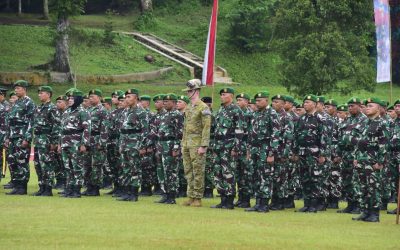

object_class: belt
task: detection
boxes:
[62,129,84,135]
[214,135,235,140]
[91,131,100,136]
[120,129,142,134]
[9,120,27,126]
[35,130,51,135]
[159,136,177,141]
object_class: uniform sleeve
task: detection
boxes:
[174,112,184,150]
[23,100,36,143]
[50,106,60,145]
[377,122,390,165]
[200,105,211,147]
[268,110,281,157]
[283,115,294,158]
[99,109,109,148]
[139,110,149,151]
[81,110,91,147]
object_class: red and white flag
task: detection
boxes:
[202,0,219,86]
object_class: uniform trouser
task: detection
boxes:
[381,163,391,202]
[0,145,3,180]
[177,155,187,188]
[272,160,288,199]
[119,148,141,188]
[34,146,56,186]
[287,162,301,196]
[389,152,400,200]
[155,142,165,192]
[160,141,179,194]
[7,138,30,183]
[54,152,66,182]
[354,162,382,210]
[321,159,332,199]
[299,154,323,200]
[341,157,356,202]
[213,146,236,196]
[182,146,206,199]
[204,149,214,189]
[87,148,105,187]
[327,162,342,198]
[250,145,273,199]
[141,151,155,187]
[61,146,85,187]
[82,151,91,185]
[107,144,119,183]
[236,153,253,197]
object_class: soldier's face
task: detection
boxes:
[249,104,257,112]
[103,103,112,110]
[337,111,348,120]
[296,107,306,115]
[154,100,163,110]
[303,100,316,112]
[365,103,380,117]
[236,98,248,109]
[220,93,233,105]
[56,100,67,110]
[348,104,361,115]
[140,100,150,109]
[83,99,91,108]
[272,99,284,111]
[164,100,175,110]
[38,91,51,103]
[325,105,336,116]
[284,101,292,111]
[125,94,137,107]
[0,94,4,102]
[14,86,26,97]
[89,94,100,105]
[118,99,125,108]
[176,100,187,111]
[255,98,268,109]
[112,96,119,105]
[387,110,397,119]
[68,97,74,106]
[316,102,324,112]
[395,104,400,115]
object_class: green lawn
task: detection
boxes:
[0,167,399,250]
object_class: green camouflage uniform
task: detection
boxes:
[287,111,301,198]
[389,116,400,208]
[380,114,392,207]
[140,107,155,191]
[0,99,10,181]
[107,107,124,188]
[54,108,66,186]
[150,109,166,193]
[327,115,342,200]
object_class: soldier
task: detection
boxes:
[249,99,258,112]
[181,79,211,207]
[32,86,58,196]
[83,89,109,196]
[201,96,215,198]
[4,80,36,195]
[337,97,367,214]
[270,94,293,210]
[387,105,397,120]
[351,98,389,222]
[337,104,348,122]
[59,89,91,198]
[102,97,112,111]
[117,88,148,202]
[80,94,92,189]
[82,95,91,109]
[176,95,190,197]
[54,95,69,190]
[388,99,400,215]
[0,88,9,181]
[234,93,253,208]
[293,95,328,213]
[8,91,18,107]
[245,91,280,213]
[100,97,113,189]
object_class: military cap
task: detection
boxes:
[125,88,139,96]
[9,91,16,97]
[285,95,295,103]
[293,101,299,107]
[182,79,202,92]
[337,104,348,111]
[102,97,112,104]
[13,80,28,88]
[219,87,235,95]
[249,99,256,104]
[71,90,83,97]
[347,97,362,105]
[56,95,68,102]
[254,91,269,99]
[118,94,125,100]
[236,93,250,101]
[295,102,303,109]
[364,97,382,106]
[325,99,338,106]
[153,94,165,102]
[65,88,78,96]
[201,97,212,104]
[38,86,53,94]
[112,90,124,97]
[163,93,177,101]
[0,88,8,96]
[271,94,285,101]
[380,100,389,107]
[83,94,90,100]
[178,95,190,104]
[140,95,151,101]
[88,89,102,97]
[394,99,400,106]
[317,96,326,103]
[387,105,394,111]
[303,94,318,103]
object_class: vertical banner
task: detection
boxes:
[202,0,219,86]
[374,0,392,83]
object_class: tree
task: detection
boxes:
[51,0,86,74]
[17,0,22,16]
[140,0,153,12]
[273,0,375,96]
[43,0,49,20]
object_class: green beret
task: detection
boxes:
[88,89,102,97]
[83,94,90,100]
[337,104,348,111]
[285,95,295,103]
[236,93,250,101]
[254,91,269,99]
[140,95,151,101]
[163,93,177,101]
[364,97,382,106]
[9,91,16,97]
[347,97,362,105]
[219,87,235,95]
[125,88,139,96]
[102,97,112,104]
[316,96,325,103]
[56,95,68,102]
[118,94,125,100]
[249,99,256,104]
[71,90,83,97]
[13,80,28,88]
[387,105,394,111]
[303,94,318,103]
[394,99,400,106]
[380,100,389,107]
[38,85,53,94]
[112,90,124,97]
[65,88,78,96]
[293,101,299,107]
[153,94,165,102]
[177,95,190,104]
[295,102,303,109]
[271,94,285,101]
[325,99,338,106]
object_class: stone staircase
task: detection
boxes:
[122,32,233,84]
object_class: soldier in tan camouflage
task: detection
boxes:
[181,79,211,207]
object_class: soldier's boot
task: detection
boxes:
[81,184,93,196]
[54,179,66,190]
[380,199,388,211]
[116,187,130,201]
[102,178,113,189]
[245,198,260,212]
[211,195,226,209]
[32,184,44,196]
[389,193,396,203]
[222,195,235,210]
[350,202,361,214]
[337,201,354,213]
[270,198,284,210]
[296,199,310,212]
[182,198,194,206]
[59,186,71,197]
[234,192,243,207]
[387,207,398,214]
[327,197,339,209]
[140,185,148,196]
[106,183,118,195]
[268,196,278,209]
[153,184,162,195]
[294,190,303,200]
[127,187,139,202]
[306,199,318,213]
[352,210,369,221]
[5,181,19,195]
[112,185,123,197]
[256,198,269,213]
[7,181,27,195]
[68,185,82,198]
[316,197,327,211]
[237,195,251,208]
[190,198,202,207]
[284,195,295,209]
[165,192,177,204]
[203,188,214,199]
[364,208,380,223]
[40,185,53,197]
[155,193,168,203]
[87,185,100,196]
[3,180,14,189]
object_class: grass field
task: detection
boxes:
[0,167,399,250]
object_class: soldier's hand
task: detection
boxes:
[172,150,179,157]
[353,160,358,167]
[3,139,9,148]
[267,156,274,164]
[21,140,29,149]
[246,150,250,160]
[373,163,383,170]
[231,150,238,157]
[291,155,299,162]
[139,149,146,156]
[80,145,87,153]
[50,144,56,152]
[146,148,153,153]
[198,146,207,155]
[57,145,61,153]
[333,157,341,164]
[318,156,326,164]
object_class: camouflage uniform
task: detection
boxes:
[54,108,66,188]
[388,114,400,214]
[6,93,36,193]
[150,108,166,194]
[379,114,392,209]
[0,98,9,181]
[33,99,58,193]
[287,110,301,199]
[140,107,155,194]
[327,114,342,207]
